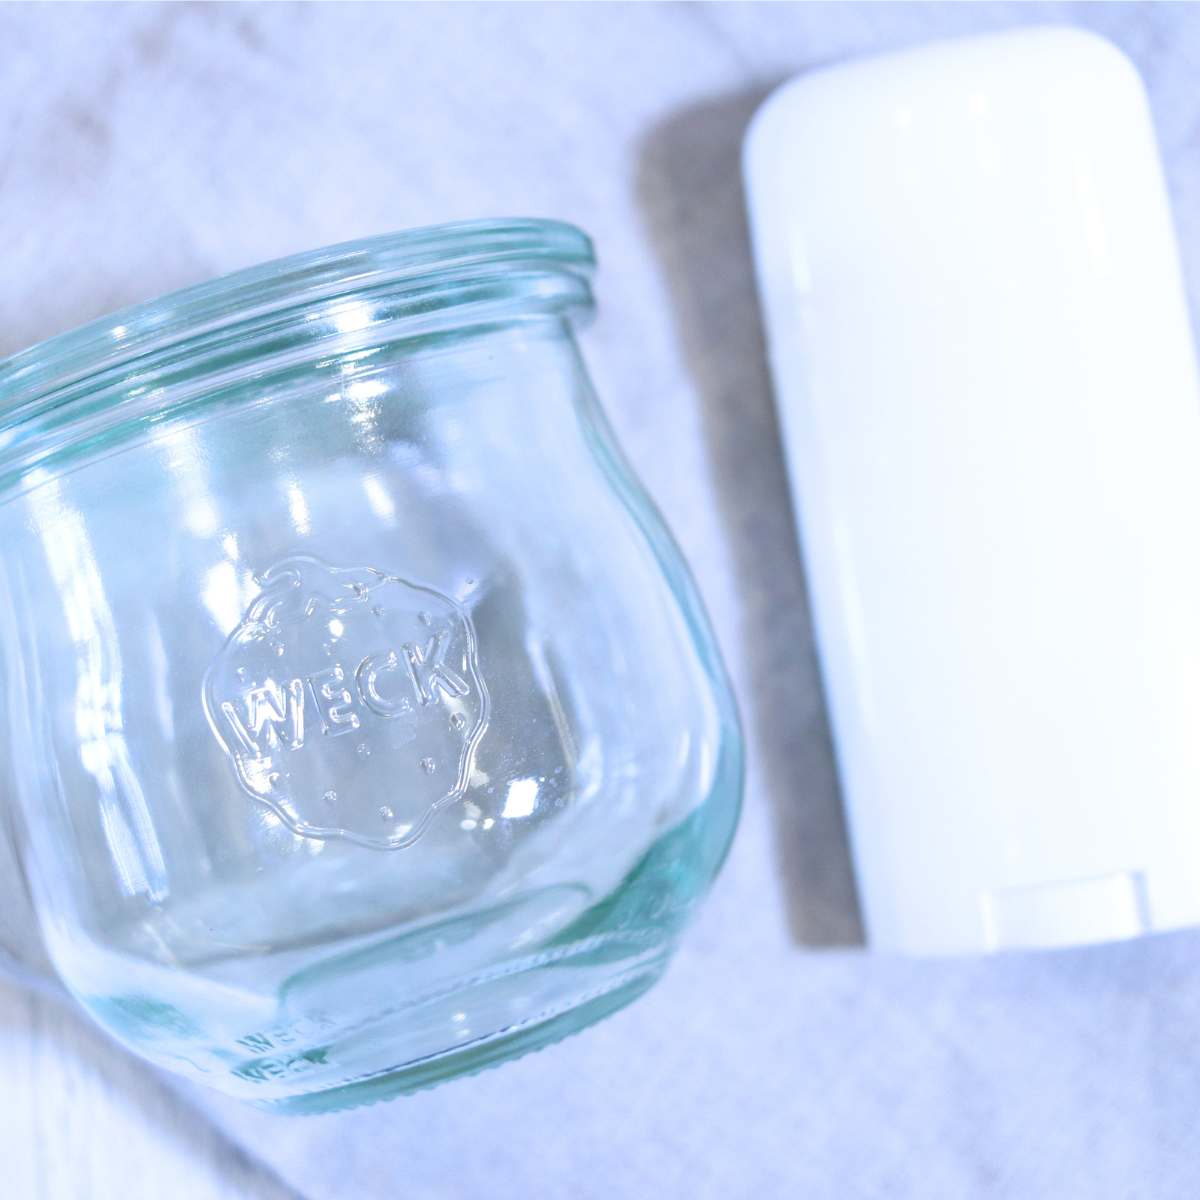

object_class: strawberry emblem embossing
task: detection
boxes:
[204,556,489,848]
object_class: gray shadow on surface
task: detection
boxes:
[637,88,865,948]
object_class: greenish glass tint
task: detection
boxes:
[0,219,742,1111]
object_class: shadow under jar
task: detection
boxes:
[0,220,742,1111]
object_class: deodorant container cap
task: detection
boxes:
[744,28,1200,954]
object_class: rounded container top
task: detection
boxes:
[0,218,595,498]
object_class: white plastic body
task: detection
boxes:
[744,28,1200,954]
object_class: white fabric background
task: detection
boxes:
[3,4,1200,1197]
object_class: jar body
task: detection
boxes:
[0,308,740,1108]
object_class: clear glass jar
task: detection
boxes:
[0,219,742,1111]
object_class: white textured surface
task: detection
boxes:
[3,4,1200,1198]
[0,980,295,1199]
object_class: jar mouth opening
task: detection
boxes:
[0,218,594,405]
[0,218,594,496]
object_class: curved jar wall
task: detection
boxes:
[0,220,742,1110]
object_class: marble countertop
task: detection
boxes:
[3,4,1199,1198]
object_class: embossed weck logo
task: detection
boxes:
[203,557,488,848]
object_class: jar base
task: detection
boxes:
[256,962,664,1115]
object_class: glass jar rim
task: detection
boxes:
[0,218,594,495]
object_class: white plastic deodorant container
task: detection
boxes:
[744,28,1200,954]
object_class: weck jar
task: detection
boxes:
[0,219,742,1111]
